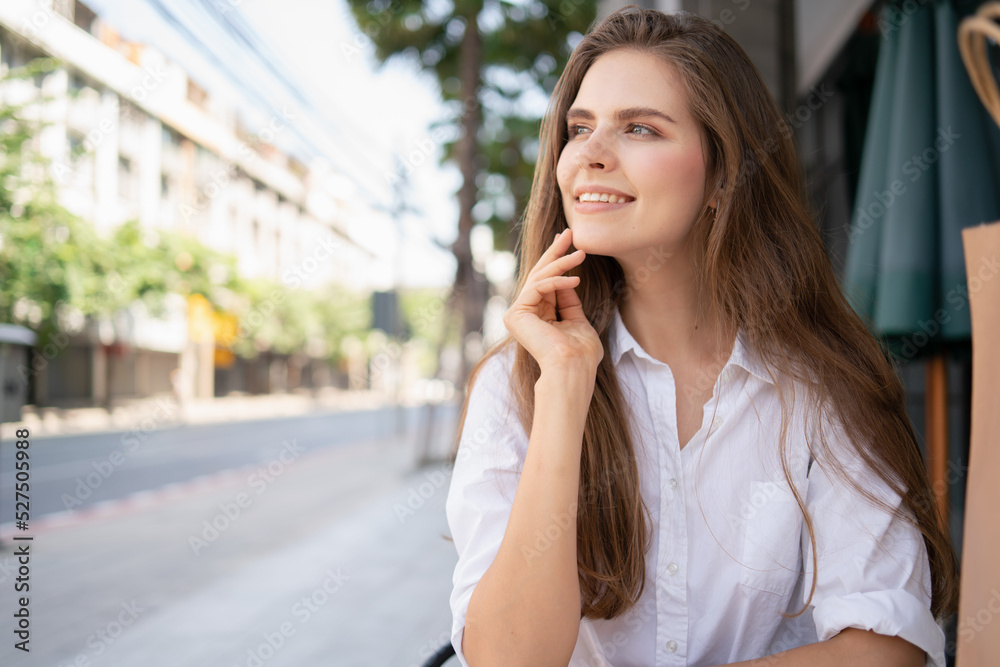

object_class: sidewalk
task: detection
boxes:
[0,403,462,667]
[0,387,441,440]
[66,453,459,667]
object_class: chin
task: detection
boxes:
[566,221,630,257]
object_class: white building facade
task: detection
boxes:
[0,0,381,405]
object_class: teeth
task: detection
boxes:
[578,191,632,203]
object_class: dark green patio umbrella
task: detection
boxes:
[936,1,1000,338]
[844,0,1000,361]
[842,0,1000,535]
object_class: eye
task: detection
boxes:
[627,124,656,136]
[567,124,590,137]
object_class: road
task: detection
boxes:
[0,403,461,667]
[0,405,441,522]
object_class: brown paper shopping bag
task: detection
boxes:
[957,222,1000,662]
[955,5,1000,664]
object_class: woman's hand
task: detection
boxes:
[503,228,604,376]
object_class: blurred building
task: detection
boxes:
[0,0,380,406]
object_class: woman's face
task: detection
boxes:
[555,49,711,264]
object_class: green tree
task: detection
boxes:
[0,58,134,344]
[345,0,597,382]
[2,56,439,407]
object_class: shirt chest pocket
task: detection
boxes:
[739,480,804,596]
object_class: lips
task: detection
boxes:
[573,185,636,203]
[571,186,636,213]
[577,191,635,203]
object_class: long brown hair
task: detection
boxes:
[452,6,958,621]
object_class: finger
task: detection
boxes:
[527,239,577,287]
[515,275,581,309]
[528,228,574,278]
[555,282,586,321]
[532,248,586,282]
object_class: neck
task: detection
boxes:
[615,243,733,371]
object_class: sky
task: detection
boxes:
[81,0,461,289]
[237,0,463,288]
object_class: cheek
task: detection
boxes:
[556,146,577,192]
[641,146,707,200]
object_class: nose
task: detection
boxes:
[575,128,616,171]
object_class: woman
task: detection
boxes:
[445,7,957,666]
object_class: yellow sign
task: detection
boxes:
[187,294,214,344]
[214,348,235,368]
[213,311,238,348]
[213,311,238,369]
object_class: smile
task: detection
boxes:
[576,191,635,203]
[573,191,635,213]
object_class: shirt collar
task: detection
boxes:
[608,307,774,385]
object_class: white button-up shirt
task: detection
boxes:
[446,307,944,666]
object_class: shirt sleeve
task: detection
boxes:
[445,347,529,667]
[802,408,946,667]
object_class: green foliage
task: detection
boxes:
[346,0,597,247]
[397,286,462,376]
[0,58,113,343]
[227,278,371,362]
[399,286,460,348]
[0,56,375,363]
[312,285,372,360]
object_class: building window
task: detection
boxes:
[162,126,180,147]
[275,229,281,275]
[119,98,143,126]
[52,0,73,20]
[68,70,85,92]
[118,156,136,202]
[186,79,208,108]
[73,1,97,35]
[66,132,94,194]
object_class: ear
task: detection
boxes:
[709,185,724,210]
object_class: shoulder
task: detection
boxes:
[466,341,518,409]
[451,342,529,496]
[458,341,526,451]
[476,340,517,384]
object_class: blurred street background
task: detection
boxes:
[0,0,996,664]
[0,403,460,667]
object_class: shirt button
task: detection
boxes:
[668,477,678,490]
[711,415,724,430]
[667,640,678,653]
[666,562,678,576]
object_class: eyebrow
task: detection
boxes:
[565,106,677,125]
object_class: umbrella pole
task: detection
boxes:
[925,351,949,531]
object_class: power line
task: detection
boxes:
[199,0,405,202]
[142,0,390,207]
